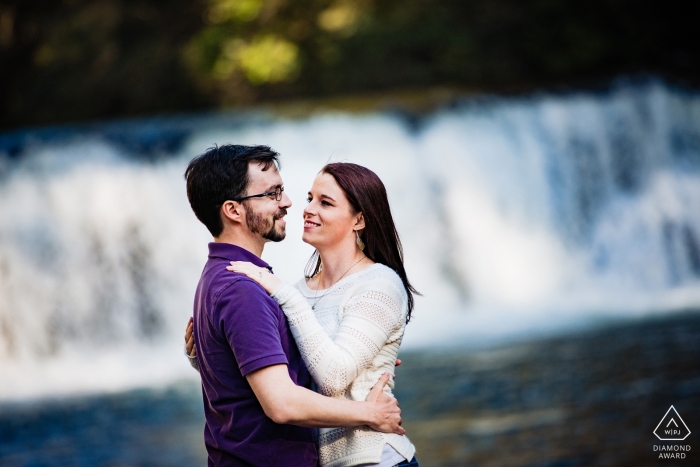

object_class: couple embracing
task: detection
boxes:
[182,144,419,467]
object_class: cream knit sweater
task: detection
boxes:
[271,263,415,467]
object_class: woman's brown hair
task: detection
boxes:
[304,162,419,322]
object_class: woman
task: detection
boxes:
[187,162,419,467]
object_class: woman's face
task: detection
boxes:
[302,172,362,250]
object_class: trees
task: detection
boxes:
[1,0,696,129]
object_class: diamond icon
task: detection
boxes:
[654,405,691,441]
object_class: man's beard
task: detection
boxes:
[244,203,287,242]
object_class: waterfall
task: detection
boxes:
[1,80,699,400]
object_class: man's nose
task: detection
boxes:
[279,191,292,208]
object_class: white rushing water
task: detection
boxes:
[1,80,700,400]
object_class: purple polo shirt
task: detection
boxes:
[193,242,317,467]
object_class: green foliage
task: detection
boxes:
[0,0,697,129]
[0,0,208,129]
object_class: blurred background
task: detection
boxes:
[1,1,699,466]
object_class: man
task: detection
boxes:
[183,144,403,467]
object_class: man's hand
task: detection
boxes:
[247,364,401,430]
[365,373,404,435]
[185,317,196,356]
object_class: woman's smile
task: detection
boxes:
[304,219,321,229]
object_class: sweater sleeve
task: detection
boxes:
[271,278,407,397]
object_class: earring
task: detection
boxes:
[355,231,365,251]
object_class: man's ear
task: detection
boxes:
[221,200,244,225]
[354,212,366,231]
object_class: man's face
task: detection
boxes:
[241,162,292,242]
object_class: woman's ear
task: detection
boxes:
[354,212,366,231]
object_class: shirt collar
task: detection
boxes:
[207,242,272,270]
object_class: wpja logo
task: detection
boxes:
[653,405,691,460]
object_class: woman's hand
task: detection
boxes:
[185,317,196,357]
[226,261,283,295]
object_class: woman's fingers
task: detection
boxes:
[229,261,253,270]
[226,262,255,276]
[229,261,264,273]
[185,318,193,343]
[185,318,196,356]
[226,261,279,293]
[226,262,269,286]
[226,266,253,278]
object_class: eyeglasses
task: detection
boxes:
[231,186,284,202]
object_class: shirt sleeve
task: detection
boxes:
[271,277,407,397]
[215,278,289,376]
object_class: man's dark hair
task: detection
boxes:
[184,144,280,237]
